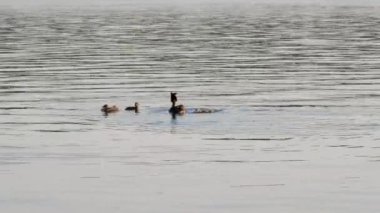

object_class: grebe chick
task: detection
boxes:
[101,104,119,113]
[125,102,139,113]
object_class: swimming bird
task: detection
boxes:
[168,92,221,115]
[125,102,139,113]
[169,92,186,115]
[101,104,119,113]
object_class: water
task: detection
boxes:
[1,3,380,212]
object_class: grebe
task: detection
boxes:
[169,92,186,115]
[101,104,119,113]
[125,102,139,113]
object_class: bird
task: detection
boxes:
[125,102,139,113]
[168,92,221,115]
[101,104,119,113]
[169,92,186,115]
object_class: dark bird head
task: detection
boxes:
[101,104,108,113]
[170,92,177,103]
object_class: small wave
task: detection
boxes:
[80,176,101,179]
[189,108,223,113]
[249,104,350,108]
[34,128,92,133]
[1,121,92,125]
[0,161,30,165]
[0,145,27,149]
[35,129,72,133]
[231,184,285,188]
[201,159,305,163]
[204,137,292,141]
[328,145,364,149]
[0,107,37,110]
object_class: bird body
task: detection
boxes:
[125,102,139,113]
[101,104,119,113]
[169,104,186,115]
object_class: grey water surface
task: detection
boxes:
[0,2,380,213]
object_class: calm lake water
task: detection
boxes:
[1,2,380,212]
